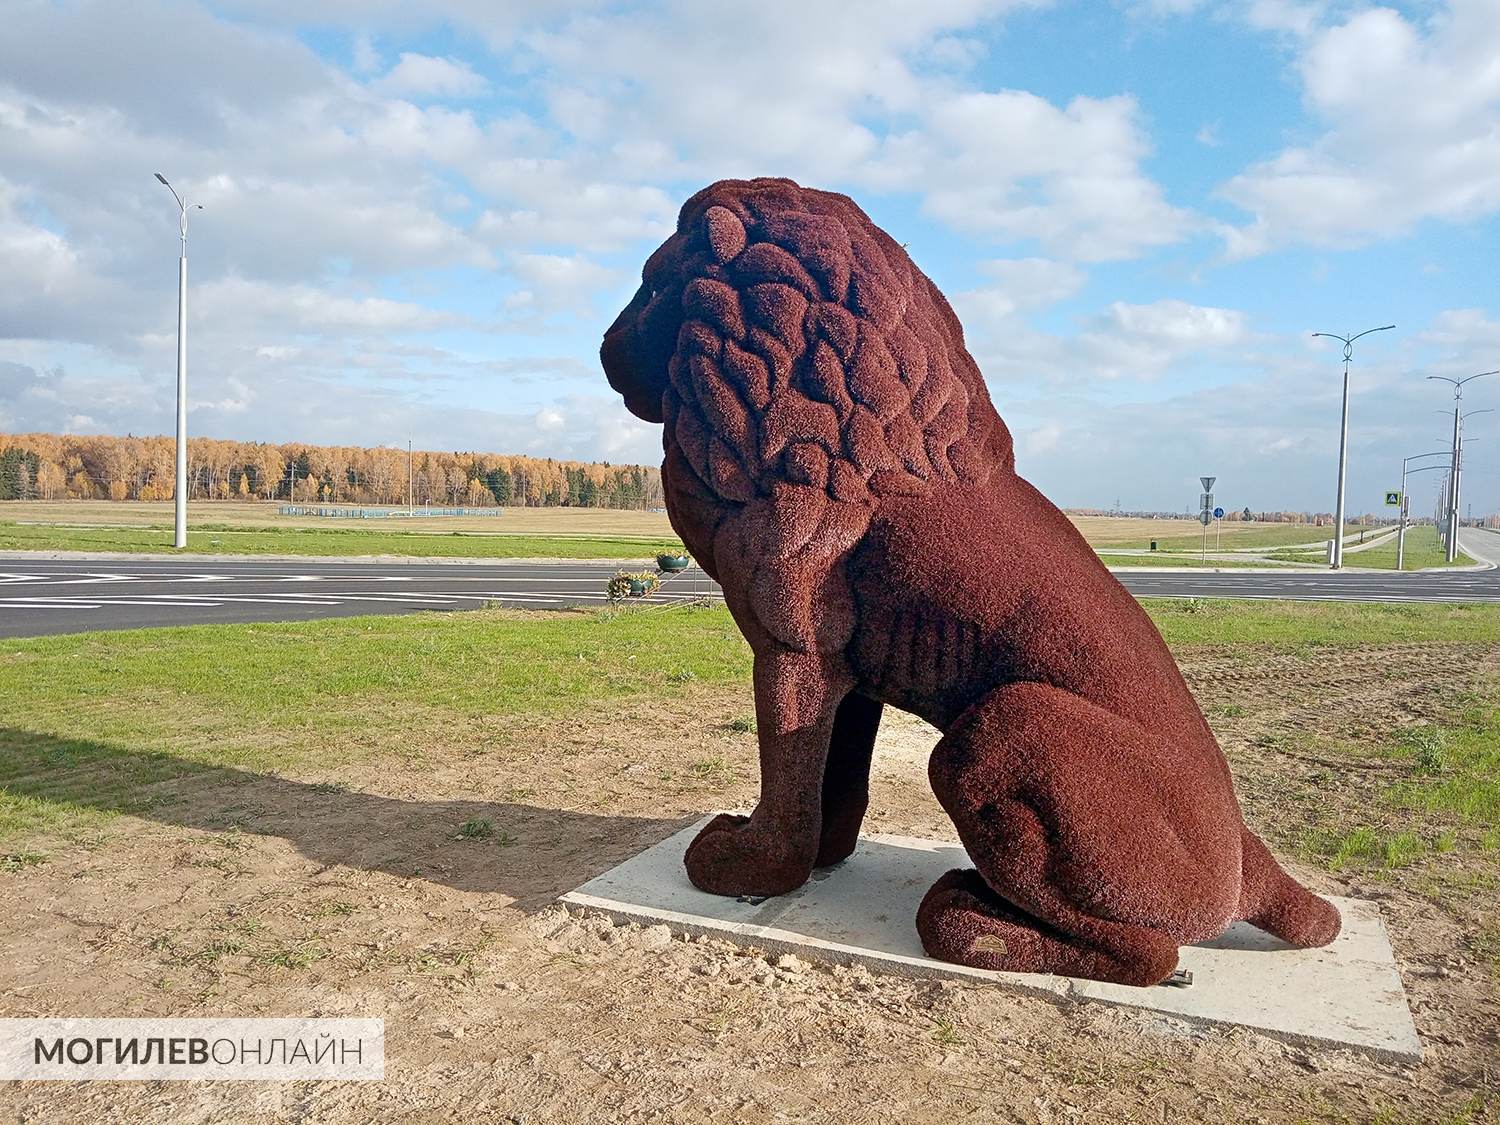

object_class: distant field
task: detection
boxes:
[0,521,682,560]
[0,501,1399,564]
[0,500,676,538]
[6,502,1208,546]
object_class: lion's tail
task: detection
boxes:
[1237,827,1341,947]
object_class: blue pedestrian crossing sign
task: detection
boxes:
[1384,491,1401,506]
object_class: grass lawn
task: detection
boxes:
[0,605,751,841]
[1098,554,1303,569]
[0,517,1317,569]
[1091,523,1374,552]
[1145,597,1500,646]
[3,599,1498,845]
[1266,525,1469,571]
[1302,706,1500,871]
[0,520,683,560]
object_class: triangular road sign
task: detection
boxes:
[1200,476,1216,491]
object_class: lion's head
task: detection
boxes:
[602,178,1012,507]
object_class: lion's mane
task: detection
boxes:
[608,178,1015,662]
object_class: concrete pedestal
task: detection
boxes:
[561,817,1421,1063]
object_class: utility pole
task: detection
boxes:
[1427,371,1498,562]
[155,173,202,549]
[408,440,414,513]
[1312,325,1395,568]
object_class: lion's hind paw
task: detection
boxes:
[915,869,1178,987]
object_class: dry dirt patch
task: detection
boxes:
[1,649,1497,1123]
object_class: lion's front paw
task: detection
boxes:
[683,813,815,897]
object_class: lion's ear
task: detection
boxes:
[704,205,747,264]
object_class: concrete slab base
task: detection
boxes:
[561,817,1422,1064]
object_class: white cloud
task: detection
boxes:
[500,253,626,324]
[954,257,1085,323]
[1129,0,1206,16]
[1102,299,1245,348]
[1419,308,1500,351]
[878,91,1192,261]
[352,34,381,74]
[376,52,488,98]
[472,165,678,253]
[1069,299,1248,380]
[516,0,1186,263]
[1220,2,1500,256]
[1020,421,1062,456]
[1242,0,1327,37]
[194,278,468,334]
[955,265,1246,385]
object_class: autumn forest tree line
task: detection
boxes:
[0,433,665,510]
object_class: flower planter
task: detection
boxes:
[627,578,648,597]
[657,553,690,573]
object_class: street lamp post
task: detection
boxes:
[155,174,202,550]
[1427,371,1498,562]
[1312,325,1395,569]
[1396,452,1450,571]
[1454,414,1493,558]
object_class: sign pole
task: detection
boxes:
[1198,476,1216,564]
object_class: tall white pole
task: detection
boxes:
[174,244,188,549]
[1427,371,1498,563]
[1313,326,1394,570]
[1396,461,1406,572]
[1332,358,1351,569]
[157,174,198,550]
[1447,404,1462,562]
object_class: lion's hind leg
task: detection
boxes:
[916,869,1179,986]
[922,681,1241,986]
[815,692,884,868]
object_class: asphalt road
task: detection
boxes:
[1,531,1496,639]
[0,558,720,638]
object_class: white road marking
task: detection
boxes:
[0,587,709,612]
[0,601,103,610]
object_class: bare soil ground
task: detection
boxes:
[2,647,1498,1123]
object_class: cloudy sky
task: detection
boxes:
[2,0,1498,515]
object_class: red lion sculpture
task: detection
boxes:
[601,177,1340,986]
